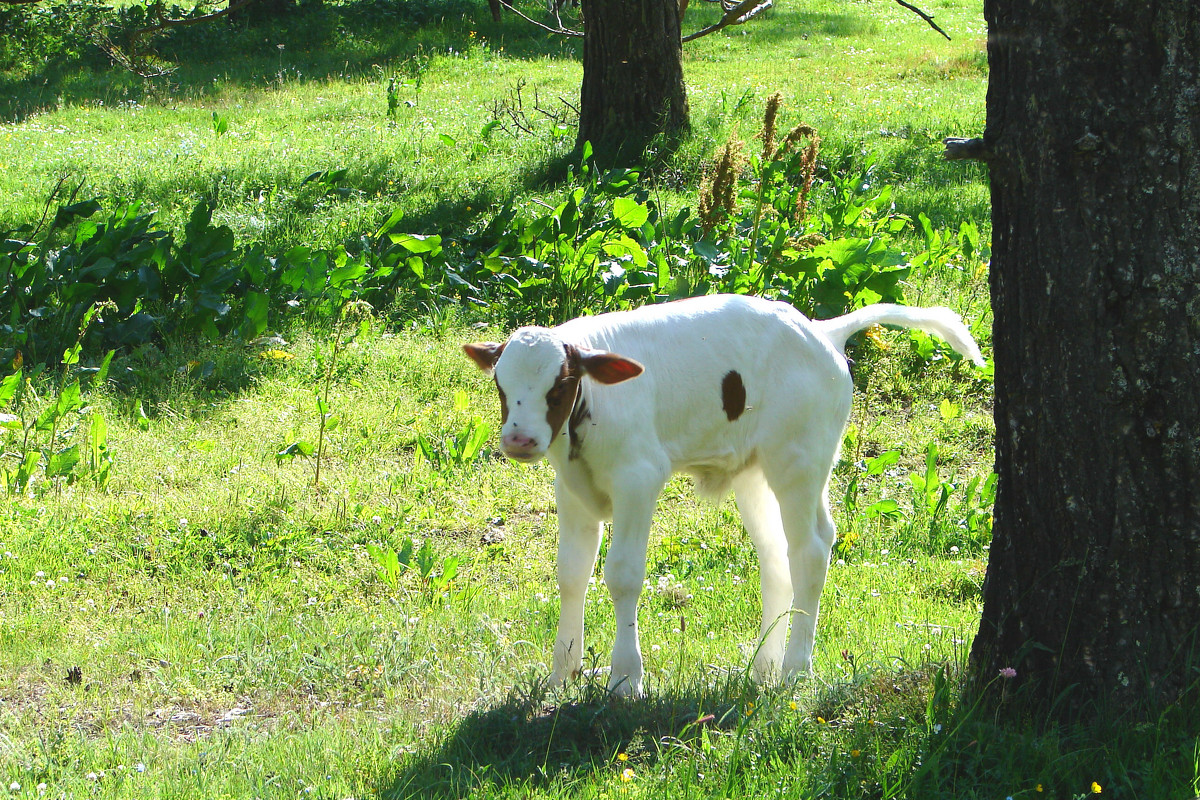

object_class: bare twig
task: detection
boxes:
[498,1,584,38]
[30,175,73,241]
[92,30,176,79]
[893,0,951,40]
[682,0,772,43]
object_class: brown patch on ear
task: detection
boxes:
[462,341,505,373]
[721,370,746,421]
[580,351,644,385]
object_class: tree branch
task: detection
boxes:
[498,1,584,38]
[943,136,991,161]
[681,0,772,43]
[130,0,262,38]
[893,0,950,41]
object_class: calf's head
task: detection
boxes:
[463,327,644,461]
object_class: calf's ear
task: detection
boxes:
[579,349,644,385]
[462,342,505,374]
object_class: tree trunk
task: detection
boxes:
[972,0,1200,719]
[577,0,690,162]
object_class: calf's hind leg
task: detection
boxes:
[766,452,839,678]
[732,467,792,683]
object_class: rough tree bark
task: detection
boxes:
[972,0,1200,719]
[577,0,689,162]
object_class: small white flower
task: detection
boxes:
[371,516,382,525]
[178,518,188,527]
[35,570,45,578]
[933,723,943,733]
[37,784,47,795]
[949,545,960,553]
[135,762,146,773]
[9,782,20,792]
[45,579,56,589]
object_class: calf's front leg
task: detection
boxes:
[602,465,665,697]
[552,483,604,687]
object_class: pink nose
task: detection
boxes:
[502,431,539,456]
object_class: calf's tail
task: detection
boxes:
[814,304,985,367]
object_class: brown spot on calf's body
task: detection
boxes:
[722,370,746,421]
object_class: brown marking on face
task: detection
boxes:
[544,345,583,445]
[721,370,746,421]
[494,377,509,425]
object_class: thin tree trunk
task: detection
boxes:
[973,0,1200,719]
[577,0,689,162]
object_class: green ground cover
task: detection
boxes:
[2,0,1195,797]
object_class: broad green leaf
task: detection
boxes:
[94,350,115,387]
[864,499,900,519]
[276,441,315,463]
[240,292,269,339]
[865,450,901,476]
[0,371,22,408]
[612,197,649,230]
[47,445,81,478]
[388,233,442,255]
[51,200,102,230]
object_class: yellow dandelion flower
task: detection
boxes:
[789,701,798,710]
[850,749,861,757]
[616,753,628,762]
[863,325,890,350]
[621,767,635,783]
[1091,782,1102,794]
[259,349,295,361]
[1036,785,1043,793]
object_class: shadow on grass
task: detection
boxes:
[379,674,753,799]
[0,0,583,123]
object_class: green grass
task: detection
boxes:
[0,0,988,243]
[0,317,998,799]
[1,0,1197,798]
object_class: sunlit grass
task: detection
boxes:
[0,0,986,243]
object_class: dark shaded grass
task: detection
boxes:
[0,0,582,123]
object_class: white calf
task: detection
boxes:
[463,294,984,696]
